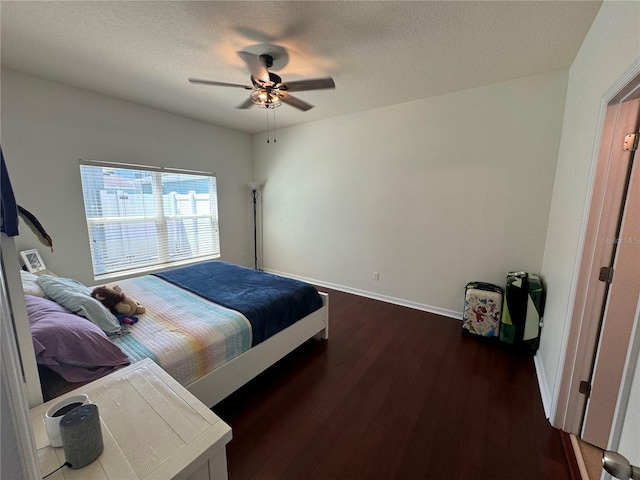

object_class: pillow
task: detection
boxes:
[36,275,123,336]
[25,295,130,383]
[20,270,45,297]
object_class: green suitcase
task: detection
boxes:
[500,272,545,354]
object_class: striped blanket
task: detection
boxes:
[111,275,252,387]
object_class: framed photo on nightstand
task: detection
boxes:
[20,249,46,273]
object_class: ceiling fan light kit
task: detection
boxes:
[250,88,283,109]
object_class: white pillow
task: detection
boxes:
[20,270,45,297]
[36,275,124,336]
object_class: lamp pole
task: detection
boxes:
[248,183,259,269]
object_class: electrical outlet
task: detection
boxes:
[373,272,380,281]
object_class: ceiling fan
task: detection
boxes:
[189,51,335,111]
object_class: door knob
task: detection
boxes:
[603,450,640,480]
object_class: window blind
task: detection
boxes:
[79,161,220,277]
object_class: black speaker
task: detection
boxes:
[60,404,104,469]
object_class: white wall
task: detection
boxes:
[539,0,640,423]
[1,70,254,285]
[252,71,568,316]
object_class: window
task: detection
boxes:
[79,161,220,278]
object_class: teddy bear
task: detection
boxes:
[91,284,146,316]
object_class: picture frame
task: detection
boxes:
[19,249,46,274]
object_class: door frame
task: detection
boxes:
[553,58,640,441]
[0,234,41,478]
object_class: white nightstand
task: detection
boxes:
[30,359,232,479]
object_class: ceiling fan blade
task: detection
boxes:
[281,93,314,111]
[237,51,269,83]
[189,78,252,89]
[237,97,254,109]
[281,77,335,92]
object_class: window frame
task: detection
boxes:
[79,160,220,280]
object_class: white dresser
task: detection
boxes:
[30,359,232,479]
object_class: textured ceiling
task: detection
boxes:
[1,1,601,135]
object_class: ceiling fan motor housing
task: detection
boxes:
[251,71,282,88]
[260,54,274,68]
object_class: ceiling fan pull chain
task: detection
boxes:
[266,109,270,144]
[273,109,277,143]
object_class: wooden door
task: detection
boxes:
[559,96,640,442]
[581,98,640,448]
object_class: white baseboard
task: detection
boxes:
[263,269,462,320]
[534,353,552,419]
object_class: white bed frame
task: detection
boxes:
[188,292,328,407]
[6,234,329,409]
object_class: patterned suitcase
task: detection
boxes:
[499,272,545,354]
[462,282,504,338]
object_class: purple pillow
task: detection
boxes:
[25,295,130,383]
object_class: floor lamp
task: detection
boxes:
[248,182,260,269]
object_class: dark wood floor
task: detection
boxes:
[214,288,576,480]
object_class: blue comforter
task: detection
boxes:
[153,261,323,346]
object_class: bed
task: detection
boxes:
[20,260,329,408]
